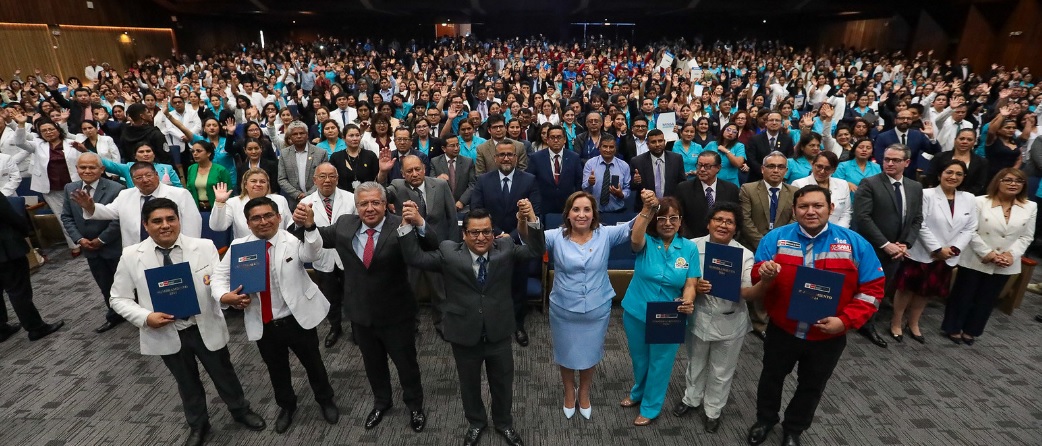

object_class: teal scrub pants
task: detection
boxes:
[623,311,682,419]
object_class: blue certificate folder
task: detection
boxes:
[230,239,268,294]
[645,302,686,344]
[787,266,844,324]
[704,242,743,302]
[144,262,200,319]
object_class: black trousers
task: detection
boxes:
[408,267,447,328]
[256,316,335,411]
[941,268,1009,337]
[86,256,123,324]
[452,336,514,430]
[314,268,344,331]
[353,318,424,411]
[755,323,846,433]
[160,326,251,429]
[0,256,45,331]
[510,261,531,328]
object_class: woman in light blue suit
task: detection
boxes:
[545,191,632,420]
[620,191,699,426]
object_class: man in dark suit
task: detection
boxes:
[745,112,796,181]
[629,129,686,211]
[0,195,64,342]
[873,109,940,178]
[854,144,925,349]
[526,125,582,217]
[398,203,543,446]
[430,134,476,211]
[59,152,125,333]
[297,181,432,432]
[572,112,607,163]
[708,99,733,136]
[675,151,741,238]
[475,115,528,175]
[471,141,542,347]
[378,127,431,184]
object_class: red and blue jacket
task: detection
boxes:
[752,222,885,340]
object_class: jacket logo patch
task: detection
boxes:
[674,257,689,269]
[779,240,801,249]
[830,244,852,253]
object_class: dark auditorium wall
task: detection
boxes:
[0,0,167,27]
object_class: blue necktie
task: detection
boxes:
[476,256,488,286]
[502,177,510,197]
[769,187,779,225]
[893,181,904,228]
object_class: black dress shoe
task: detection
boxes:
[496,427,525,446]
[364,408,388,429]
[746,421,775,445]
[888,328,903,343]
[858,326,888,348]
[781,430,802,446]
[705,416,721,433]
[671,402,700,417]
[514,328,529,347]
[28,320,64,341]
[752,329,767,341]
[320,402,340,424]
[463,427,484,446]
[0,323,21,343]
[410,410,426,432]
[1035,315,1042,323]
[324,329,341,348]
[905,325,925,344]
[94,320,123,334]
[184,423,209,446]
[274,408,294,433]
[232,409,266,431]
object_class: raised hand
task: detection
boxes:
[213,182,231,203]
[632,169,642,185]
[292,202,314,227]
[378,147,395,173]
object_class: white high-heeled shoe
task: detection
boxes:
[563,387,577,419]
[578,386,591,419]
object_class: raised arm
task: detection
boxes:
[630,189,658,252]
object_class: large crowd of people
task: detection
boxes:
[1,34,1041,446]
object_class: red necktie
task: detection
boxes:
[553,154,561,185]
[260,241,273,323]
[362,228,376,268]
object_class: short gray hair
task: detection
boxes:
[762,150,787,165]
[884,143,911,161]
[354,181,386,202]
[286,120,309,134]
[76,151,102,166]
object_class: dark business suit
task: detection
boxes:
[853,173,925,284]
[675,178,741,238]
[60,179,125,324]
[384,149,431,183]
[306,213,435,412]
[526,148,582,217]
[471,169,542,328]
[398,222,545,430]
[872,129,940,178]
[413,136,446,160]
[629,151,687,211]
[430,154,476,206]
[745,132,796,182]
[0,197,47,332]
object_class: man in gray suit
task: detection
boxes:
[59,152,126,333]
[475,114,528,175]
[278,120,329,208]
[853,144,924,349]
[388,155,459,338]
[397,201,542,446]
[430,134,476,211]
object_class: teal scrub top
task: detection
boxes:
[621,234,701,322]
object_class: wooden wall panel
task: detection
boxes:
[52,26,175,80]
[0,0,167,27]
[956,5,996,75]
[817,16,908,52]
[909,12,949,55]
[997,0,1042,72]
[0,24,62,83]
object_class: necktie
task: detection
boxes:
[553,154,561,185]
[706,186,715,208]
[476,256,488,286]
[893,181,904,224]
[769,136,776,148]
[447,159,456,193]
[83,184,93,198]
[502,177,510,197]
[769,187,779,226]
[900,133,907,145]
[655,158,664,197]
[259,241,274,323]
[599,163,612,206]
[156,247,173,266]
[341,110,348,125]
[140,195,154,241]
[414,186,427,216]
[322,196,333,221]
[362,228,376,268]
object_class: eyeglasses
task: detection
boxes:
[546,135,564,140]
[315,174,338,180]
[696,163,720,170]
[357,200,385,208]
[710,216,736,227]
[247,212,278,224]
[131,172,157,181]
[495,153,516,158]
[632,124,648,129]
[882,157,908,164]
[812,164,835,172]
[656,215,681,223]
[763,164,787,170]
[1000,178,1026,184]
[465,229,494,238]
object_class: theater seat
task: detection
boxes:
[199,211,232,254]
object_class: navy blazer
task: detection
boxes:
[471,169,542,241]
[873,129,940,177]
[526,149,582,216]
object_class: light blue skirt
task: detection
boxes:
[549,299,612,370]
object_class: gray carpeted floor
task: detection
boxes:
[1,248,1041,446]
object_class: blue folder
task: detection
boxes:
[787,266,844,324]
[703,242,743,302]
[645,301,686,344]
[230,239,268,294]
[144,262,201,319]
